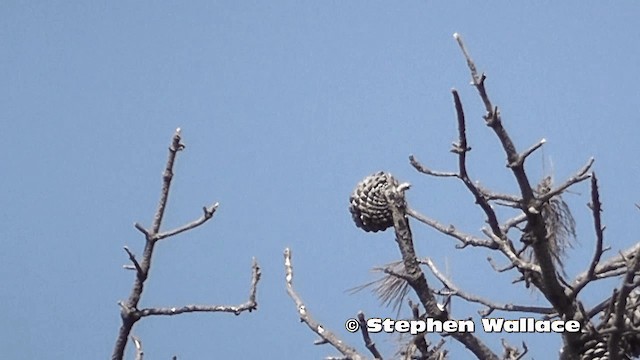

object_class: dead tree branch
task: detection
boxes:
[156,203,219,240]
[342,33,636,359]
[571,174,606,299]
[131,335,143,360]
[385,185,499,360]
[137,258,260,317]
[112,129,260,360]
[575,243,640,287]
[422,258,553,317]
[453,34,591,357]
[357,312,383,360]
[284,248,365,360]
[405,206,496,249]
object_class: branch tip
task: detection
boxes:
[133,223,148,236]
[283,247,363,359]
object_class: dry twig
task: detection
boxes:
[422,258,553,317]
[284,248,365,360]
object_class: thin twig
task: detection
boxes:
[574,243,640,288]
[571,174,605,298]
[520,139,547,162]
[409,300,431,357]
[406,207,496,248]
[283,248,365,360]
[451,89,504,238]
[502,213,528,234]
[156,203,219,241]
[409,155,458,178]
[481,229,540,274]
[134,223,150,238]
[536,158,594,206]
[139,258,260,317]
[501,339,528,360]
[131,335,143,360]
[357,312,382,360]
[123,246,143,277]
[422,258,553,317]
[475,183,521,205]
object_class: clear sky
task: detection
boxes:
[2,2,639,359]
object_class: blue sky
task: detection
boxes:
[1,2,639,359]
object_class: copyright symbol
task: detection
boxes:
[345,318,360,333]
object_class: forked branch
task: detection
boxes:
[454,34,584,331]
[422,258,553,317]
[112,129,259,360]
[385,185,499,360]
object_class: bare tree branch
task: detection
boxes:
[500,339,528,360]
[131,335,143,360]
[520,138,546,162]
[385,185,499,360]
[475,184,521,205]
[340,33,636,360]
[156,203,219,241]
[535,158,594,205]
[284,248,365,360]
[113,129,187,360]
[574,243,640,289]
[112,129,258,360]
[406,207,496,249]
[123,246,143,275]
[454,33,590,357]
[410,89,504,239]
[409,155,458,178]
[450,89,504,239]
[422,258,553,317]
[138,259,260,317]
[409,90,534,276]
[501,213,528,234]
[357,312,383,360]
[408,300,432,359]
[571,174,606,299]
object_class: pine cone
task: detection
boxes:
[349,172,400,232]
[623,290,640,357]
[579,338,610,360]
[579,290,640,360]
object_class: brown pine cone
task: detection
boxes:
[349,171,399,232]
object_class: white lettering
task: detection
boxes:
[481,318,505,332]
[367,318,382,332]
